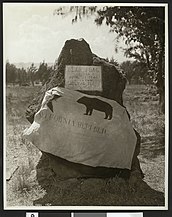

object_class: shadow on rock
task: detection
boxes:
[33,152,165,206]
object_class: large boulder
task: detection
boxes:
[25,38,142,180]
[24,87,137,178]
[26,38,126,123]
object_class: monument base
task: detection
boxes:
[44,152,131,180]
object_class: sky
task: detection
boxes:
[3,3,130,64]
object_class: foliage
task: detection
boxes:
[109,56,120,66]
[6,61,53,86]
[35,61,54,85]
[95,7,165,87]
[16,67,28,86]
[53,6,97,23]
[6,61,17,84]
[6,61,28,85]
[27,63,37,86]
[120,60,149,85]
[55,6,165,112]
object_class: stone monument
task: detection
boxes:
[25,38,143,180]
[24,87,137,177]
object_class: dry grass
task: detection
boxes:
[123,85,165,193]
[5,84,165,206]
[6,86,46,206]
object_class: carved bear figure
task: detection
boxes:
[77,96,113,120]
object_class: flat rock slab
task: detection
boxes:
[24,87,137,170]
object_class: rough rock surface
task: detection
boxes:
[26,38,126,123]
[26,38,142,180]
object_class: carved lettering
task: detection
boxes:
[47,114,106,135]
[65,65,102,91]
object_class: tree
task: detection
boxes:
[6,61,17,85]
[96,6,165,111]
[120,61,135,85]
[56,6,165,112]
[109,56,120,67]
[16,67,28,86]
[121,60,149,85]
[105,57,109,62]
[35,61,54,85]
[27,63,37,86]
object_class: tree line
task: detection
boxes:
[106,57,151,85]
[6,61,55,86]
[6,59,152,87]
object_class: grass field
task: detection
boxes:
[5,84,165,206]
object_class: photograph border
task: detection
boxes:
[2,1,169,211]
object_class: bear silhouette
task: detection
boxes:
[77,96,113,120]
